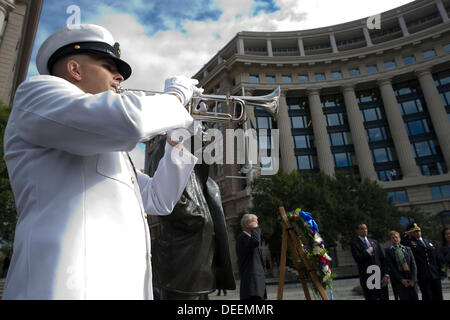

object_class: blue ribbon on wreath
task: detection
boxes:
[295,208,319,233]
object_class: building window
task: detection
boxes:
[297,155,314,170]
[329,132,351,146]
[403,55,416,65]
[387,190,408,203]
[419,162,445,176]
[293,135,313,149]
[282,75,292,83]
[256,116,272,129]
[398,99,424,115]
[434,70,450,86]
[331,71,342,79]
[366,65,378,74]
[444,44,450,53]
[266,75,276,83]
[429,184,450,199]
[314,73,326,81]
[258,135,272,150]
[322,100,337,108]
[291,116,310,129]
[357,90,379,103]
[423,49,436,60]
[333,152,352,167]
[439,211,450,226]
[249,75,260,83]
[377,169,400,182]
[372,147,393,163]
[348,68,360,77]
[440,92,450,107]
[406,119,430,136]
[326,113,345,126]
[361,107,383,122]
[366,127,387,142]
[384,60,396,69]
[298,74,309,83]
[395,86,416,96]
[288,104,301,110]
[410,140,438,157]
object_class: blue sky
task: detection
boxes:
[31,0,414,168]
[30,0,414,89]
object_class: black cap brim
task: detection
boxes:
[48,41,132,80]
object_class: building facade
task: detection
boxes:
[0,0,42,106]
[184,0,450,274]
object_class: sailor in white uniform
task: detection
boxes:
[2,24,201,299]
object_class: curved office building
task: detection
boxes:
[191,0,450,269]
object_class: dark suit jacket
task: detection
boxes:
[350,236,387,279]
[385,245,417,283]
[402,236,445,280]
[438,245,450,274]
[236,227,266,299]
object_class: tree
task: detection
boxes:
[249,170,430,263]
[0,102,16,249]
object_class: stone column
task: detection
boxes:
[398,15,410,37]
[237,37,245,55]
[308,89,335,176]
[378,79,419,178]
[342,85,377,181]
[329,33,338,53]
[0,5,7,39]
[297,37,305,56]
[276,91,297,173]
[266,39,273,57]
[416,69,450,169]
[362,26,373,47]
[436,0,449,22]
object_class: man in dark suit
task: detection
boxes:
[236,214,267,300]
[350,223,389,300]
[401,223,444,300]
[385,230,418,300]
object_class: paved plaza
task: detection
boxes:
[1,277,449,300]
[208,277,450,300]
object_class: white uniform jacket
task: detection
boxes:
[2,75,198,299]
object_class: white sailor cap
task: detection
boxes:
[36,24,132,80]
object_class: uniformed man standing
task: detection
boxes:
[401,223,445,300]
[2,24,201,299]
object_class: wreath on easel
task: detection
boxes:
[286,208,336,291]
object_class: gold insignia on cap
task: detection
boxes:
[113,42,121,58]
[74,44,81,50]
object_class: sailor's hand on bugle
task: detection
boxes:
[164,75,204,106]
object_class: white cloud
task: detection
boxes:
[36,0,414,168]
[94,0,413,92]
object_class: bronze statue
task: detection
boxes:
[147,134,235,299]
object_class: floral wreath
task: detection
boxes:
[286,208,336,291]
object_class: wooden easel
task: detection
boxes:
[277,206,329,300]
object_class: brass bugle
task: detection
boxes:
[116,86,280,123]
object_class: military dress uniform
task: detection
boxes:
[2,24,198,299]
[401,224,445,301]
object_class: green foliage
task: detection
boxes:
[250,170,429,262]
[0,102,16,248]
